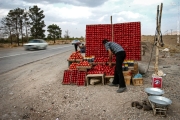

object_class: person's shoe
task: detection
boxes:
[108,83,118,87]
[117,87,127,93]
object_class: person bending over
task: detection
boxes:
[79,44,86,53]
[102,39,126,93]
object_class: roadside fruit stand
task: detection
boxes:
[62,22,143,86]
[63,52,141,86]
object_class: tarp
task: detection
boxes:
[71,40,81,45]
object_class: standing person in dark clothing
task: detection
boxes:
[74,43,79,52]
[102,39,126,93]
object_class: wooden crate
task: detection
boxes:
[104,75,114,84]
[77,66,92,72]
[77,68,88,72]
[76,66,92,69]
[86,74,105,86]
[67,59,80,67]
[132,78,143,86]
[105,75,131,85]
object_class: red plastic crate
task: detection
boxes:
[85,22,141,60]
[76,71,87,86]
[62,70,72,85]
[71,70,78,84]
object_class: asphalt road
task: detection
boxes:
[0,44,74,74]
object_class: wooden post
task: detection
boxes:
[154,3,163,75]
[154,5,159,75]
[111,16,113,41]
[156,5,159,32]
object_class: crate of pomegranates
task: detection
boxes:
[68,51,84,61]
[76,61,92,69]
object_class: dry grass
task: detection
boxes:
[0,43,19,48]
[142,35,180,53]
[47,40,73,45]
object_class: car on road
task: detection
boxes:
[24,39,48,50]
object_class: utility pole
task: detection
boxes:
[110,16,113,41]
[171,29,173,35]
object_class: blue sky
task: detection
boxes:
[0,0,179,37]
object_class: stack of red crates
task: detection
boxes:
[62,70,87,86]
[85,22,141,60]
[86,24,112,58]
[76,71,87,86]
[62,70,72,85]
[71,70,78,84]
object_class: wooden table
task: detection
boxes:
[105,75,114,84]
[67,59,82,67]
[86,74,105,86]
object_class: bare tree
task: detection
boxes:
[1,17,14,44]
[6,8,24,46]
[64,30,70,39]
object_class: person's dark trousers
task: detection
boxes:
[81,49,85,53]
[74,44,78,51]
[112,51,126,87]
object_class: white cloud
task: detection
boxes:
[113,11,143,19]
[44,4,92,20]
[60,21,78,25]
[97,15,108,22]
[22,0,108,7]
[0,9,9,19]
[117,17,125,22]
[132,0,163,5]
[61,22,68,24]
[59,7,92,19]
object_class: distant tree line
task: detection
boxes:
[0,5,84,45]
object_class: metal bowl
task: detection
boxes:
[144,88,164,96]
[148,96,172,106]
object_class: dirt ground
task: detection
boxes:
[0,41,180,120]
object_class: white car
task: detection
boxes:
[24,39,48,50]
